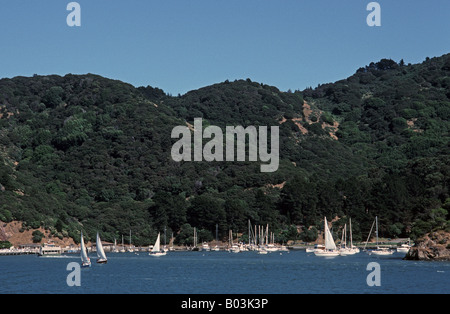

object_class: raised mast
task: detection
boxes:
[349,218,353,248]
[376,216,379,247]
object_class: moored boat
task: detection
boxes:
[339,218,360,256]
[314,217,340,257]
[366,216,394,256]
[149,233,167,256]
[370,247,394,255]
[397,239,411,253]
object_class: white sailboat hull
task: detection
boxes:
[339,247,360,256]
[370,249,394,255]
[340,251,358,256]
[149,251,167,257]
[82,261,91,267]
[314,250,340,257]
[228,243,240,253]
[397,246,411,253]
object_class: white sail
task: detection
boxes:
[152,233,161,252]
[314,217,339,257]
[80,231,91,266]
[324,217,337,250]
[96,232,107,261]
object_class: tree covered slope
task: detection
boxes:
[0,54,448,245]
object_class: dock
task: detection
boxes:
[0,248,39,256]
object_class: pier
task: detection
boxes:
[0,248,39,256]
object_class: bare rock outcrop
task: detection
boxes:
[404,230,450,261]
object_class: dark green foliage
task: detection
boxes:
[188,193,226,238]
[42,86,64,108]
[0,241,12,249]
[32,230,44,243]
[300,226,318,243]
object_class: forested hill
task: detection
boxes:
[0,54,449,246]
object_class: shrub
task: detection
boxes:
[0,241,12,249]
[32,230,44,243]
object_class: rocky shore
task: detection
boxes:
[404,230,450,261]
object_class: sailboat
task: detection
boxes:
[212,224,220,251]
[397,238,411,254]
[119,235,126,253]
[339,218,360,255]
[367,216,394,256]
[80,231,91,267]
[149,233,166,256]
[339,223,349,256]
[191,227,198,251]
[256,225,269,254]
[347,218,360,254]
[202,242,211,251]
[228,230,240,253]
[163,228,169,252]
[127,230,134,252]
[169,233,175,251]
[314,217,340,257]
[112,238,119,253]
[96,232,108,264]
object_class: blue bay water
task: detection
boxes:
[0,250,449,294]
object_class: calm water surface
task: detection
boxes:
[0,250,449,294]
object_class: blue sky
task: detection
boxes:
[1,0,449,95]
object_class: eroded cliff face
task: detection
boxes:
[405,230,450,261]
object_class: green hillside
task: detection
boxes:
[0,54,449,245]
